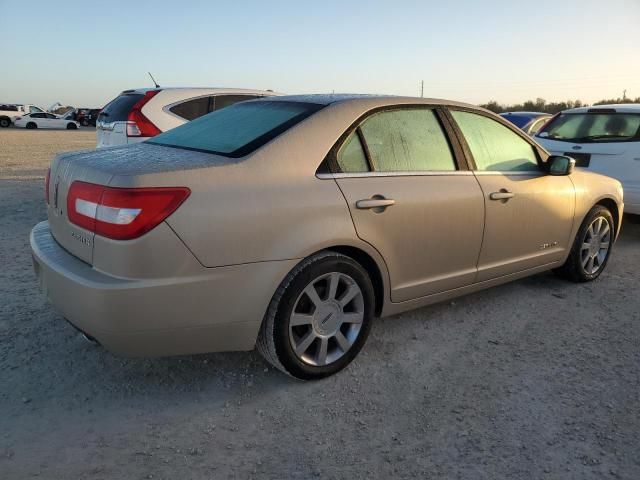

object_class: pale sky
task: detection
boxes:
[1,0,639,109]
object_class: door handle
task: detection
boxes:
[489,191,515,201]
[356,197,395,210]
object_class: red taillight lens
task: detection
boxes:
[45,168,51,204]
[67,181,190,240]
[126,90,161,137]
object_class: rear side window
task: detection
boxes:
[359,109,456,172]
[148,101,323,157]
[538,112,640,143]
[169,96,210,121]
[99,93,144,122]
[452,111,539,172]
[337,132,369,173]
[213,95,260,111]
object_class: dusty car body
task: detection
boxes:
[31,95,624,379]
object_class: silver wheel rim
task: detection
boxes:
[580,216,611,275]
[289,272,364,367]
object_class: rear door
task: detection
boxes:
[331,106,485,302]
[449,109,575,281]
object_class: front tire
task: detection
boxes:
[67,123,78,130]
[257,251,375,380]
[555,205,614,282]
[0,118,10,128]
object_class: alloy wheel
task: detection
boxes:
[289,272,364,366]
[580,216,611,275]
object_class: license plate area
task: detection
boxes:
[565,152,591,167]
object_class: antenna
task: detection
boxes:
[420,80,424,98]
[148,72,160,88]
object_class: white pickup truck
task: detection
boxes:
[0,104,46,127]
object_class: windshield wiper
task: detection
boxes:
[574,134,629,141]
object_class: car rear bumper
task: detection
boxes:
[30,221,297,357]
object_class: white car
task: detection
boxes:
[14,112,80,130]
[536,104,640,215]
[0,104,46,127]
[96,87,279,148]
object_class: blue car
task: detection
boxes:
[500,111,551,135]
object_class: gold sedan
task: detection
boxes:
[31,95,624,379]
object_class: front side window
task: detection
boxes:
[451,110,539,172]
[169,97,210,121]
[357,108,456,172]
[537,112,640,143]
[29,106,44,113]
[148,101,323,157]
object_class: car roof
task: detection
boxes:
[261,93,486,111]
[561,104,640,114]
[500,111,549,117]
[121,87,279,95]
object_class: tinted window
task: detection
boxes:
[148,101,323,157]
[538,112,640,143]
[169,96,210,121]
[213,95,260,111]
[46,114,57,119]
[98,93,144,122]
[337,131,369,172]
[359,109,455,172]
[452,111,539,171]
[31,113,45,118]
[0,105,18,112]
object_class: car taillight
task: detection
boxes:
[67,181,190,240]
[126,90,161,137]
[45,168,50,204]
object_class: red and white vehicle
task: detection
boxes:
[96,88,278,148]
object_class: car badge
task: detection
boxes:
[572,145,582,150]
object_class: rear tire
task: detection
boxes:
[0,117,10,128]
[66,123,78,130]
[554,205,614,282]
[257,251,375,380]
[26,122,37,129]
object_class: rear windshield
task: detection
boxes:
[98,93,144,122]
[538,112,640,143]
[148,101,324,157]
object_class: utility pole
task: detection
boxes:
[420,80,424,98]
[623,89,627,100]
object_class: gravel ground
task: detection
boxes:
[1,128,639,479]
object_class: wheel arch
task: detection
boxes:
[324,245,387,317]
[595,197,620,237]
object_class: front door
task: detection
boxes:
[450,110,575,281]
[330,107,485,302]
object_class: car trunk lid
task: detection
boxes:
[47,143,224,264]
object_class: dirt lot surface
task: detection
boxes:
[1,128,639,479]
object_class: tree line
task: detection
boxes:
[480,97,640,114]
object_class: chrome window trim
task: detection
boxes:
[316,170,545,179]
[316,171,474,179]
[473,170,543,176]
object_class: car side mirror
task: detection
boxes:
[547,155,575,176]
